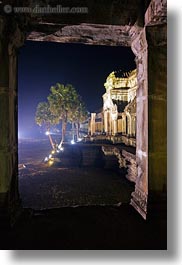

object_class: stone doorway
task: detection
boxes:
[0,0,167,222]
[17,41,136,210]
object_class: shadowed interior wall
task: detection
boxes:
[147,24,167,194]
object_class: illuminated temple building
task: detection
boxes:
[87,69,137,146]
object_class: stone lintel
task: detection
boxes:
[27,24,132,46]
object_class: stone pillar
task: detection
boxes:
[90,113,96,136]
[126,113,132,136]
[132,116,136,137]
[131,28,148,219]
[0,18,24,225]
[146,24,167,197]
[117,119,122,133]
[0,33,10,211]
[108,111,112,135]
[122,114,126,134]
[113,120,118,135]
[131,20,166,219]
[104,111,108,133]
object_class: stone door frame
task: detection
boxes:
[0,0,167,222]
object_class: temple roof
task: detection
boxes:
[114,69,136,78]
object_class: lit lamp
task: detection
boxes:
[45,131,50,136]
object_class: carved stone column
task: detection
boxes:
[104,111,108,133]
[0,18,25,225]
[144,0,167,217]
[113,120,117,135]
[0,24,10,212]
[126,113,132,136]
[131,27,148,219]
[132,116,136,136]
[90,113,96,136]
[122,114,126,134]
[130,18,166,219]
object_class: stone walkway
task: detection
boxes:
[18,139,134,210]
[19,165,134,210]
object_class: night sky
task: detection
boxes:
[18,40,136,138]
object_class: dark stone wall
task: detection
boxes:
[148,33,167,192]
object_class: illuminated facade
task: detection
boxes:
[89,69,137,140]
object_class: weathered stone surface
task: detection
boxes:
[130,27,148,219]
[122,150,137,183]
[0,18,24,215]
[28,24,132,46]
[102,146,137,184]
[130,186,148,219]
[147,25,167,193]
[145,0,167,26]
[102,146,126,169]
[25,0,143,26]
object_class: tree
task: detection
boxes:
[48,83,86,145]
[70,98,88,140]
[35,101,59,149]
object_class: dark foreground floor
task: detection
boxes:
[12,139,166,249]
[19,166,134,209]
[0,203,167,250]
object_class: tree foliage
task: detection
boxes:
[35,101,59,148]
[47,83,88,144]
[35,101,59,128]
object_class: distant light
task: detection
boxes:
[48,159,54,166]
[57,150,60,153]
[44,157,48,162]
[45,131,50,136]
[18,131,23,139]
[71,140,75,144]
[49,154,52,159]
[51,150,55,154]
[60,147,64,151]
[77,138,82,142]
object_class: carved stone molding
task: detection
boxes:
[113,147,126,168]
[122,150,137,183]
[131,28,148,84]
[131,186,148,220]
[130,25,148,219]
[130,27,147,56]
[124,96,136,114]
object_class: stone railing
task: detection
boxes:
[102,146,137,183]
[102,146,125,168]
[121,136,136,147]
[122,150,137,183]
[86,134,136,147]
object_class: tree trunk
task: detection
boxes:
[76,122,79,140]
[72,122,75,141]
[48,133,54,149]
[60,120,66,145]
